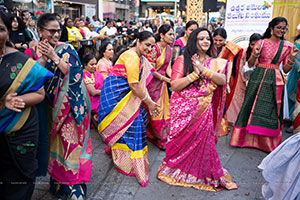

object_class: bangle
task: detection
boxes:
[252,53,259,58]
[202,68,213,79]
[141,93,148,101]
[288,58,295,65]
[187,71,199,83]
[160,75,163,81]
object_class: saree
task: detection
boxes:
[46,43,92,186]
[83,71,104,113]
[258,132,300,200]
[0,52,52,198]
[287,39,300,121]
[293,79,300,133]
[96,58,113,79]
[230,39,293,152]
[25,46,49,177]
[216,41,244,136]
[144,43,171,149]
[157,56,237,191]
[172,37,185,64]
[98,50,154,187]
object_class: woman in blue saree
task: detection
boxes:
[98,31,159,187]
[0,11,53,199]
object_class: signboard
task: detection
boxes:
[224,0,274,43]
[85,4,96,22]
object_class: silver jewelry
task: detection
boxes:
[195,60,200,66]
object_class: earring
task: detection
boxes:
[161,37,164,42]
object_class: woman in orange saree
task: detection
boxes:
[145,24,174,149]
[157,28,237,191]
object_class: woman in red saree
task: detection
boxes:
[145,24,174,149]
[230,17,299,152]
[157,28,237,191]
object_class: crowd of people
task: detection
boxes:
[1,8,300,200]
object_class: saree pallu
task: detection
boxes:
[287,39,300,121]
[0,52,53,180]
[216,42,244,136]
[157,56,237,191]
[98,56,154,187]
[46,44,92,185]
[230,39,293,152]
[145,44,171,149]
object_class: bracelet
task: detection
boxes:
[252,53,260,58]
[288,58,295,65]
[202,68,213,79]
[187,71,199,83]
[141,93,148,101]
[286,62,294,67]
[160,75,163,81]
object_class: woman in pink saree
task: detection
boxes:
[157,28,237,191]
[145,24,174,149]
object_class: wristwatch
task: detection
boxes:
[54,57,61,65]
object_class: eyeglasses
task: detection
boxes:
[275,26,288,32]
[42,28,62,35]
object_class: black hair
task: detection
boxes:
[37,13,58,29]
[106,20,112,26]
[295,33,300,42]
[183,28,214,83]
[138,31,155,42]
[98,41,112,59]
[213,28,227,39]
[82,53,95,66]
[64,17,71,26]
[262,17,288,39]
[112,45,128,65]
[180,20,198,37]
[155,24,172,42]
[130,31,155,47]
[185,20,198,30]
[7,14,26,30]
[20,10,29,18]
[246,33,262,60]
[168,19,174,29]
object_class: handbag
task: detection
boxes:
[242,40,264,79]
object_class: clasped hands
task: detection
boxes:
[191,54,205,75]
[38,39,57,62]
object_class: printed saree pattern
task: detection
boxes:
[157,56,237,191]
[47,44,92,185]
[145,43,171,149]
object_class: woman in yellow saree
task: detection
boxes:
[145,24,174,149]
[98,31,159,187]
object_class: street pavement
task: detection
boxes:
[32,126,291,200]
